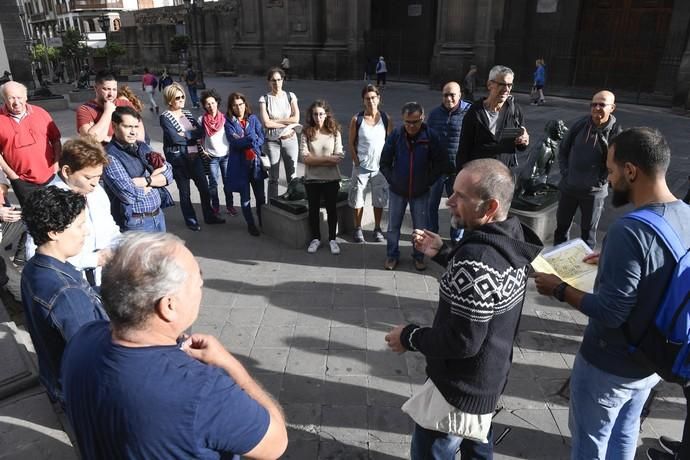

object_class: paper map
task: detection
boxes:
[531,238,598,292]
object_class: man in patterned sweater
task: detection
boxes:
[386,158,543,459]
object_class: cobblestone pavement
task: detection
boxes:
[2,76,687,459]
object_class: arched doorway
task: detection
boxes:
[366,0,438,82]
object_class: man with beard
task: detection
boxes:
[554,90,622,249]
[534,127,690,459]
[76,71,143,144]
[386,159,543,459]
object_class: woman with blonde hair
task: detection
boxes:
[159,82,225,231]
[301,100,343,255]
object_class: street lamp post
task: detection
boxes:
[97,14,110,71]
[182,0,204,86]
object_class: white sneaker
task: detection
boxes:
[329,240,340,255]
[307,239,321,253]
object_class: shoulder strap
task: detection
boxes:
[626,209,687,262]
[381,111,389,131]
[355,111,364,130]
[287,91,292,105]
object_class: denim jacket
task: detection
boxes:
[20,253,108,403]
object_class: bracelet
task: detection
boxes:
[145,175,152,187]
[553,282,569,302]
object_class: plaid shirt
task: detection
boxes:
[103,143,173,214]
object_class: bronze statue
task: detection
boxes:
[270,176,351,214]
[512,119,567,211]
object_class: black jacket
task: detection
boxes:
[456,97,527,171]
[400,217,543,414]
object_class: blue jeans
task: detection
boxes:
[206,155,233,210]
[124,211,166,233]
[239,177,265,227]
[187,84,199,107]
[428,175,463,241]
[387,191,427,261]
[569,352,661,460]
[170,154,214,225]
[411,423,494,460]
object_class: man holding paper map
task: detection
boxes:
[456,65,529,170]
[534,127,690,460]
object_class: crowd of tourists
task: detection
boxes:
[0,61,688,460]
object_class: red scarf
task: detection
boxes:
[239,118,257,161]
[202,111,225,138]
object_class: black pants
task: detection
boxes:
[305,180,339,241]
[680,384,690,458]
[553,190,605,249]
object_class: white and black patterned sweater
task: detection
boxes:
[401,217,543,414]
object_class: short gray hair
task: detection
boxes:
[401,101,424,117]
[101,232,188,331]
[0,81,28,101]
[463,158,515,220]
[488,65,514,82]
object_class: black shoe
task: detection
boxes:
[659,436,681,456]
[186,223,201,231]
[647,448,675,460]
[247,224,260,236]
[205,216,226,225]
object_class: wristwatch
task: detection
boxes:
[553,282,569,302]
[145,175,152,187]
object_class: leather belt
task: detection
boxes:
[131,208,160,218]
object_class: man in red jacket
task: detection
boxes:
[0,81,61,205]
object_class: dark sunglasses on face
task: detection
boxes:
[590,102,611,108]
[175,95,186,100]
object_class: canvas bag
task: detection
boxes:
[401,379,492,443]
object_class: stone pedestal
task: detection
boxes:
[262,201,356,249]
[28,96,68,111]
[508,200,558,244]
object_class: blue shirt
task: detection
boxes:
[20,254,107,403]
[579,200,690,378]
[62,321,270,459]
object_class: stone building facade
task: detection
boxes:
[113,0,690,108]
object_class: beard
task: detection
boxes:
[611,186,630,208]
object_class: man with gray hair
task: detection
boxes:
[61,232,288,459]
[457,65,529,171]
[380,101,448,271]
[386,159,543,459]
[0,81,61,205]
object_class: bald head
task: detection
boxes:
[442,81,462,110]
[1,81,28,115]
[590,90,616,126]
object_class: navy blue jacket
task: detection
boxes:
[379,124,448,198]
[225,114,266,191]
[426,100,471,169]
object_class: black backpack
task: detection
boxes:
[354,111,389,145]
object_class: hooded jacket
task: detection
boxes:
[400,217,543,414]
[558,114,621,197]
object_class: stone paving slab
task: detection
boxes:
[4,76,689,459]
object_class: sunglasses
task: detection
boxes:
[590,102,611,108]
[175,95,186,100]
[403,119,423,126]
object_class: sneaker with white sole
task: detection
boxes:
[307,239,321,253]
[374,228,385,242]
[353,227,364,243]
[659,436,681,456]
[647,448,675,460]
[329,240,340,255]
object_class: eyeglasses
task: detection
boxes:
[231,102,245,108]
[490,80,513,89]
[403,119,423,126]
[364,96,379,101]
[175,95,185,100]
[590,102,612,108]
[270,78,283,82]
[443,93,459,98]
[313,112,327,117]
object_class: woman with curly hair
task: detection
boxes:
[301,100,343,255]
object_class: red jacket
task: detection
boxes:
[0,104,61,184]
